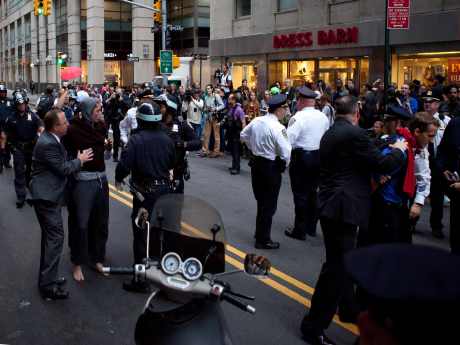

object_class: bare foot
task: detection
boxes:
[73,265,85,282]
[95,262,109,277]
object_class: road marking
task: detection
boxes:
[107,185,359,335]
[109,184,315,296]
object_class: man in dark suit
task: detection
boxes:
[30,108,93,300]
[300,96,408,345]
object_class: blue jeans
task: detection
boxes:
[191,123,202,139]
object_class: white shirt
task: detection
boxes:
[220,73,232,93]
[433,112,451,156]
[240,113,292,165]
[183,98,204,125]
[120,107,138,145]
[414,147,431,205]
[287,107,329,151]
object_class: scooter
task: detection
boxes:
[103,193,271,345]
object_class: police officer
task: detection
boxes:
[155,93,201,194]
[4,90,43,208]
[346,244,460,345]
[115,103,175,293]
[285,87,330,240]
[0,83,12,173]
[241,94,292,249]
[368,105,413,244]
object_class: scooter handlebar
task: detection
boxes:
[221,292,256,314]
[102,267,135,275]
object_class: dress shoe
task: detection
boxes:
[302,331,337,345]
[16,200,25,209]
[55,277,67,286]
[432,229,445,239]
[230,169,240,175]
[255,240,280,250]
[285,228,306,241]
[40,286,69,301]
[123,279,152,294]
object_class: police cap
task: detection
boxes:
[297,86,317,99]
[267,93,288,112]
[421,90,441,102]
[154,94,178,111]
[346,244,460,344]
[384,104,412,121]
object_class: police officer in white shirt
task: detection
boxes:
[120,98,139,146]
[285,87,330,241]
[241,93,292,249]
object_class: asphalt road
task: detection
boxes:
[0,149,451,345]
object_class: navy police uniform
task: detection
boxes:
[156,94,201,194]
[115,103,175,278]
[367,105,412,245]
[4,91,43,207]
[346,244,460,345]
[241,94,292,249]
[285,87,329,240]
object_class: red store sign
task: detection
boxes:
[448,59,460,84]
[273,27,359,49]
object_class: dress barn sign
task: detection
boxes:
[273,27,359,49]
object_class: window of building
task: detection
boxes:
[235,0,251,18]
[278,0,297,12]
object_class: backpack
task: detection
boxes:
[36,95,53,119]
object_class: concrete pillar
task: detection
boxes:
[46,1,57,85]
[0,28,4,81]
[132,0,155,84]
[67,0,81,70]
[87,0,105,85]
[14,20,18,88]
[38,14,47,89]
[31,12,39,87]
[21,17,27,86]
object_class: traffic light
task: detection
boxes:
[153,0,162,23]
[43,0,52,16]
[57,52,67,67]
[34,0,44,16]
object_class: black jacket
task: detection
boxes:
[437,116,460,175]
[318,117,405,228]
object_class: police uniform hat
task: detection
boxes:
[345,244,460,344]
[136,102,162,122]
[297,86,317,99]
[267,93,288,112]
[139,88,154,99]
[154,94,178,111]
[421,90,441,102]
[383,104,412,121]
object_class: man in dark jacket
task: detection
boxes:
[30,109,93,300]
[300,96,408,345]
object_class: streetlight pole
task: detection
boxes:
[384,0,390,106]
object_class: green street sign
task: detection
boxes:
[160,50,173,75]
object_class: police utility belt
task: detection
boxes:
[12,140,36,152]
[132,179,171,194]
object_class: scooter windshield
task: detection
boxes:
[151,194,226,274]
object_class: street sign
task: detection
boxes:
[127,56,140,62]
[160,50,173,74]
[387,0,410,30]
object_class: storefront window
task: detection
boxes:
[289,60,315,86]
[268,61,288,88]
[394,54,460,88]
[232,63,257,89]
[318,58,357,86]
[235,0,251,18]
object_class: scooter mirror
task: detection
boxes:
[244,254,271,277]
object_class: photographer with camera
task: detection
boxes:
[182,88,204,139]
[106,89,128,162]
[202,84,225,158]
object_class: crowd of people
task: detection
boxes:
[1,66,460,344]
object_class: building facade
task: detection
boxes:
[0,0,211,91]
[209,0,460,93]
